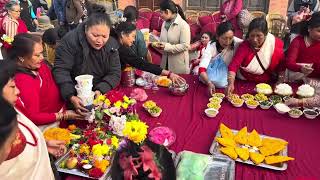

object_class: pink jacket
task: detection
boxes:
[220,0,243,38]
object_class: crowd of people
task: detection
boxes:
[0,0,319,179]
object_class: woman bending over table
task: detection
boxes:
[53,5,121,115]
[199,21,243,95]
[114,21,185,85]
[9,33,83,130]
[154,0,191,74]
[0,61,63,179]
[226,17,285,96]
[285,12,320,81]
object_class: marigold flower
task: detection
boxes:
[123,120,148,144]
[79,144,90,155]
[94,159,110,172]
[111,136,119,149]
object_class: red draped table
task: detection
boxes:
[65,75,320,180]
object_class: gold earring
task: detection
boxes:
[18,57,24,63]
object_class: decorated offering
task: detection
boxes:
[269,95,283,105]
[205,108,219,118]
[212,92,225,99]
[207,102,221,110]
[245,99,259,109]
[255,93,268,102]
[303,109,319,119]
[209,97,223,104]
[274,83,293,96]
[259,100,273,110]
[288,109,303,118]
[155,76,172,87]
[227,94,240,102]
[241,93,255,101]
[296,84,315,98]
[147,106,163,117]
[274,103,291,114]
[231,98,244,107]
[143,100,156,109]
[256,83,273,95]
[210,124,294,170]
[149,126,176,146]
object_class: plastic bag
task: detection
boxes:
[206,54,228,88]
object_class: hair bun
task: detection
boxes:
[88,4,106,16]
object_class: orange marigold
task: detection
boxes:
[94,159,110,172]
[68,124,77,131]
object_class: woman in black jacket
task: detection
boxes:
[53,7,121,115]
[114,21,185,84]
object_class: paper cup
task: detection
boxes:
[78,91,95,106]
[75,75,93,88]
[75,85,93,96]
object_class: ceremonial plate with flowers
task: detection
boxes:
[55,91,150,179]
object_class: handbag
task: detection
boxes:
[206,53,228,88]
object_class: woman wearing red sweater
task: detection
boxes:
[285,12,320,80]
[9,33,83,130]
[226,17,285,95]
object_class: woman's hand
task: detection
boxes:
[225,82,235,96]
[301,65,314,75]
[155,42,165,50]
[65,110,85,120]
[208,82,215,96]
[46,140,67,158]
[70,96,88,115]
[285,98,301,107]
[169,73,186,85]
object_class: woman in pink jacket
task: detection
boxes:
[220,0,243,38]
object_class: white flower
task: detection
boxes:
[109,115,126,136]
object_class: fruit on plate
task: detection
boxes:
[219,123,234,139]
[235,147,250,161]
[66,157,78,169]
[241,93,255,101]
[264,156,295,165]
[234,127,248,145]
[212,93,225,99]
[249,152,265,164]
[156,76,172,87]
[220,147,238,160]
[256,83,273,95]
[215,137,236,147]
[262,138,288,147]
[143,100,156,109]
[247,130,262,147]
[255,93,268,102]
[259,144,286,156]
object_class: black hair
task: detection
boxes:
[86,4,112,30]
[5,1,19,11]
[211,21,235,52]
[0,97,17,148]
[201,31,213,40]
[9,33,42,62]
[0,61,16,93]
[246,17,268,38]
[160,0,186,21]
[42,28,58,45]
[112,21,136,39]
[123,5,139,23]
[300,11,320,36]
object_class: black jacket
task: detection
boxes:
[53,23,121,101]
[118,45,162,75]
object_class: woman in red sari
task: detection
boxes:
[0,1,28,51]
[226,17,285,95]
[9,33,83,131]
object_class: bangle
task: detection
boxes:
[167,71,172,78]
[56,112,63,121]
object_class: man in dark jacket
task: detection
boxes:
[53,22,121,107]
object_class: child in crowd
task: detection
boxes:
[189,32,212,75]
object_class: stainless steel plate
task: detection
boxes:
[209,129,289,171]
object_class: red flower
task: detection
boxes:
[106,90,125,103]
[88,137,102,147]
[89,167,104,178]
[106,139,112,145]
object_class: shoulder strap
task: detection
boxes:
[252,49,266,72]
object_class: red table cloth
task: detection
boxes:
[65,75,320,180]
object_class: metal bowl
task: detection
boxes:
[169,83,189,96]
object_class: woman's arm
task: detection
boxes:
[285,37,303,72]
[198,42,215,74]
[52,39,76,101]
[163,23,191,53]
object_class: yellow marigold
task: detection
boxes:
[122,102,129,109]
[94,159,110,172]
[92,144,110,157]
[123,96,130,103]
[81,160,89,164]
[114,101,122,108]
[43,127,71,144]
[79,144,90,155]
[111,136,119,149]
[123,120,148,144]
[104,98,111,107]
